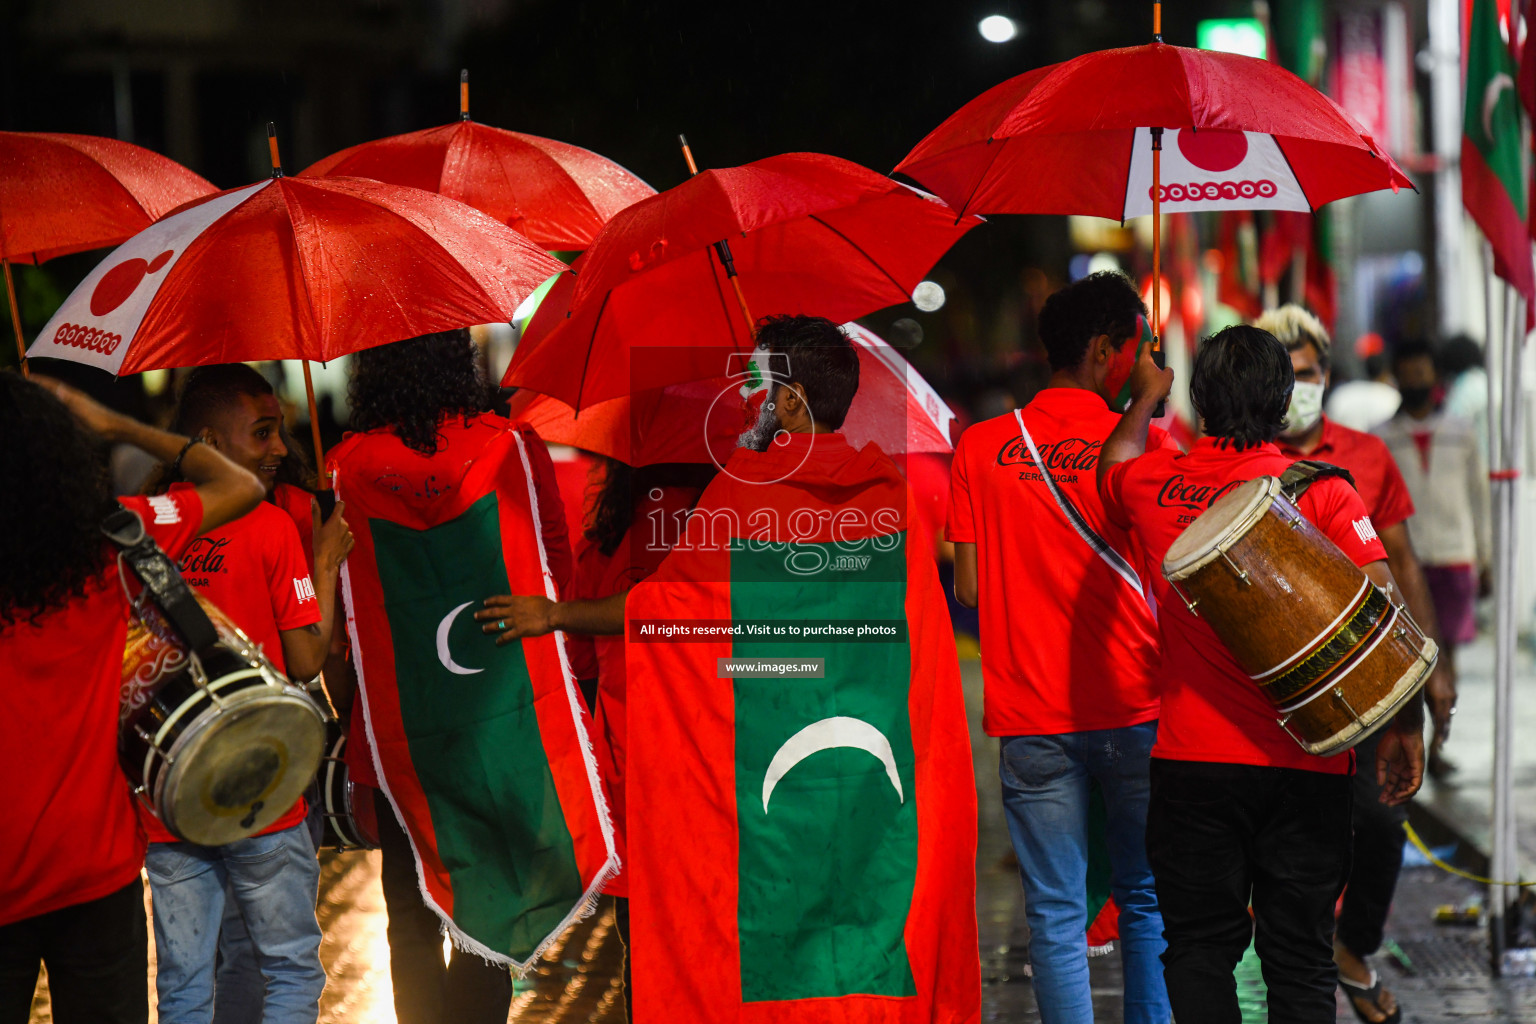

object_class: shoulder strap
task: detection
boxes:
[102,504,219,653]
[1013,410,1144,595]
[1279,459,1356,504]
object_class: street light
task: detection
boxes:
[978,15,1018,43]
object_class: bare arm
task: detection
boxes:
[953,542,978,609]
[1362,557,1426,804]
[279,502,354,682]
[476,591,627,645]
[37,375,263,534]
[1379,522,1454,738]
[1097,346,1175,495]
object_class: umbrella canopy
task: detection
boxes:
[503,152,980,411]
[896,42,1413,221]
[507,322,956,466]
[0,131,216,264]
[301,122,655,250]
[27,175,565,375]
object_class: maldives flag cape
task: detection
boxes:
[333,415,615,970]
[625,432,980,1024]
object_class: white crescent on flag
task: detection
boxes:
[28,182,268,375]
[1483,73,1515,142]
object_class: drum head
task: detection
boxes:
[158,691,326,846]
[1163,476,1281,581]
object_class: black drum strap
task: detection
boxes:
[1279,460,1356,504]
[102,504,220,653]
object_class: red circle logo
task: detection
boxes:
[1176,129,1248,173]
[90,249,175,317]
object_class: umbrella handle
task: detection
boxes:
[678,134,757,341]
[1150,127,1163,353]
[3,259,27,377]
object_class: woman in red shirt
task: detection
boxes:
[0,373,263,1024]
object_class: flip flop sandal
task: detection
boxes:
[1339,968,1402,1024]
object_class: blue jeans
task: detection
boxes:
[999,722,1170,1024]
[146,824,325,1024]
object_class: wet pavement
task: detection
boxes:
[28,649,1536,1023]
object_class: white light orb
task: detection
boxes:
[978,15,1018,43]
[912,280,946,312]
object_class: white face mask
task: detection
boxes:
[1282,380,1326,436]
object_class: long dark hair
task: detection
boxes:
[349,329,491,455]
[585,458,717,556]
[0,373,116,628]
[1190,325,1294,450]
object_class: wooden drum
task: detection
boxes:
[1161,476,1436,757]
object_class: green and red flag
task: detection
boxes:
[625,431,980,1024]
[334,414,616,970]
[1465,0,1536,303]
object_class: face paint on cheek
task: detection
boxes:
[1104,340,1138,402]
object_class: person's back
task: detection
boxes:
[947,271,1171,1024]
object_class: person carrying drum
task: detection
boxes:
[1097,325,1425,1024]
[1,372,264,1024]
[138,363,352,1024]
[1262,305,1448,1024]
[946,271,1173,1024]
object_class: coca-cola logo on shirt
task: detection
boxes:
[1156,474,1244,512]
[181,536,230,584]
[996,436,1102,472]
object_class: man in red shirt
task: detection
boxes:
[144,364,353,1024]
[1099,326,1424,1024]
[1260,306,1448,1024]
[947,272,1172,1024]
[1,373,263,1024]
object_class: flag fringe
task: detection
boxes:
[336,440,622,976]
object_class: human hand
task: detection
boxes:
[476,595,557,645]
[1128,345,1174,408]
[313,499,354,573]
[32,374,129,441]
[1376,721,1426,805]
[1426,662,1457,743]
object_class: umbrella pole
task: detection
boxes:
[678,134,758,341]
[1151,128,1163,350]
[302,361,328,489]
[3,258,28,377]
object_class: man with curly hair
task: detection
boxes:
[1098,327,1425,1024]
[0,372,264,1024]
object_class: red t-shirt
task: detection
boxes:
[1101,438,1389,773]
[1278,417,1415,531]
[2,490,202,925]
[946,388,1173,736]
[139,487,322,843]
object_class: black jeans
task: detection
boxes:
[376,789,511,1024]
[1146,758,1353,1024]
[0,878,148,1024]
[1336,733,1408,958]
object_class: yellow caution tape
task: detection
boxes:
[1403,821,1536,887]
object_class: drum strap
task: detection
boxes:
[1013,409,1145,596]
[102,504,220,653]
[1278,460,1357,504]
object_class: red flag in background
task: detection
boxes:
[1465,0,1536,306]
[1217,211,1264,320]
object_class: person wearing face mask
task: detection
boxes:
[1377,339,1491,771]
[1258,307,1447,1024]
[943,271,1176,1024]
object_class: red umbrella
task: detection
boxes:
[300,71,654,250]
[30,129,564,470]
[896,14,1412,342]
[502,152,980,411]
[0,131,215,370]
[506,322,957,466]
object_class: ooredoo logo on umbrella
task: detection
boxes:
[1123,127,1310,218]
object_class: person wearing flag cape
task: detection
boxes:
[330,328,614,1024]
[482,315,981,1024]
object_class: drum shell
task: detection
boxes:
[319,721,380,851]
[1169,485,1433,756]
[120,604,326,845]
